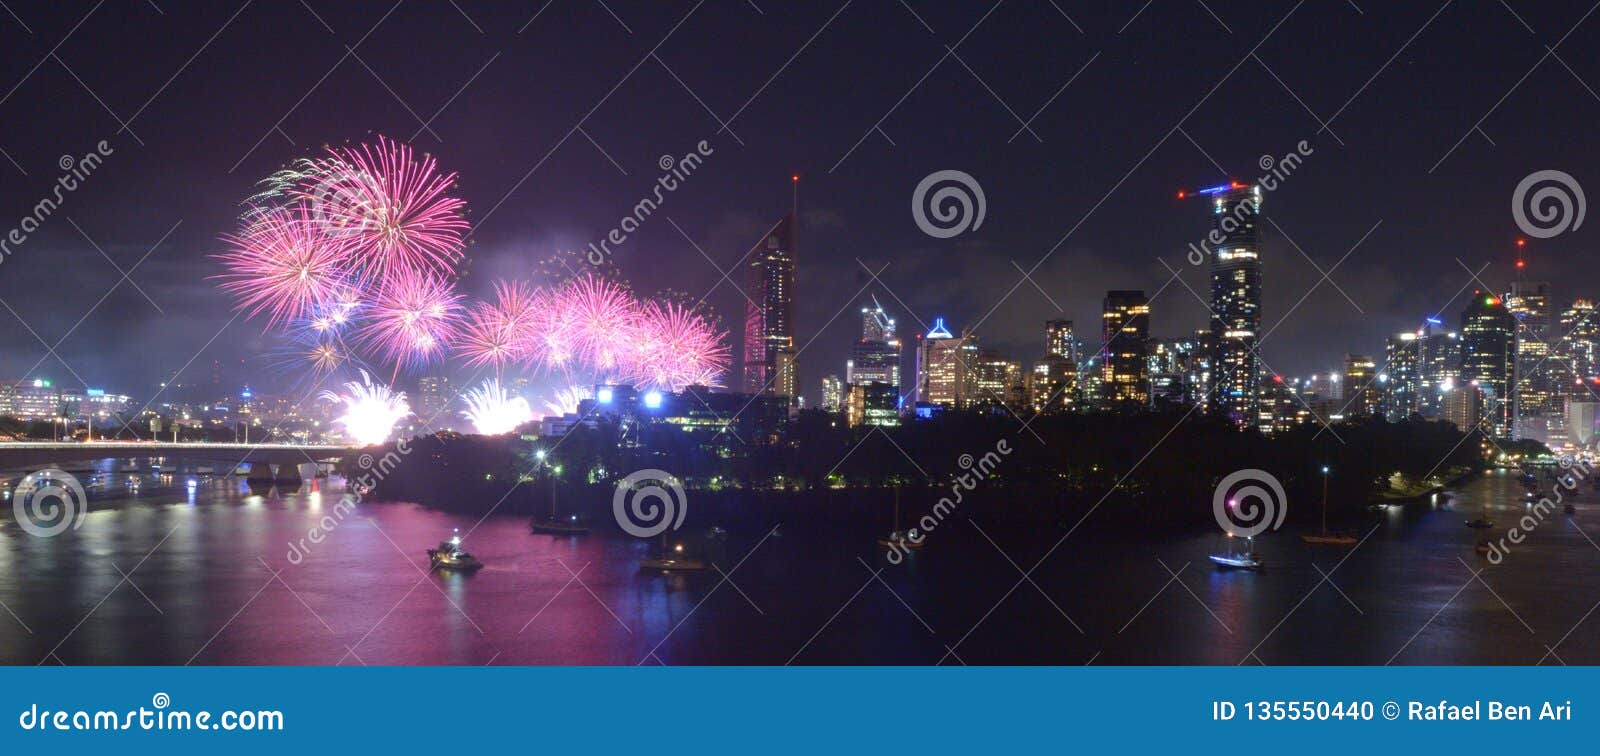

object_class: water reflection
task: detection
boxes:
[1,466,1598,665]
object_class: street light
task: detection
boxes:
[1320,465,1331,535]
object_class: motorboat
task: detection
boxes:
[1210,533,1263,570]
[427,530,483,572]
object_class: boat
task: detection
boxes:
[427,529,483,572]
[877,487,925,551]
[531,513,590,534]
[1209,533,1263,570]
[639,539,707,572]
[1302,479,1358,545]
[530,475,589,534]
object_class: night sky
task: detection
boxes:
[1,0,1597,401]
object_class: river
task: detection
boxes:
[2,462,1596,665]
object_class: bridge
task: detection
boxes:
[0,442,355,474]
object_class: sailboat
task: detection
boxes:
[877,486,924,552]
[1301,487,1357,545]
[1209,532,1263,570]
[639,531,707,572]
[530,474,589,534]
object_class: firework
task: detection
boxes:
[293,137,468,281]
[321,371,410,445]
[460,379,534,435]
[560,274,641,375]
[631,301,730,391]
[457,281,538,370]
[214,205,349,327]
[361,272,462,369]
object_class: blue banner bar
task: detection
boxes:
[1,667,1591,753]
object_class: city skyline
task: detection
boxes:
[4,3,1600,404]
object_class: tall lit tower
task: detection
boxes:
[1100,290,1150,408]
[848,296,901,392]
[741,186,798,404]
[1190,181,1262,429]
[1460,290,1516,437]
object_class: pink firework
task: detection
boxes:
[631,302,730,390]
[559,274,641,376]
[457,280,538,371]
[294,136,468,281]
[214,205,349,327]
[360,272,462,369]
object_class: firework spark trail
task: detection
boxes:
[457,280,538,370]
[360,271,463,370]
[219,141,731,399]
[294,136,468,282]
[214,205,349,327]
[461,378,534,435]
[321,370,410,445]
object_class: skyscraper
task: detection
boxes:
[1460,291,1516,437]
[1029,320,1079,414]
[972,350,1024,409]
[847,298,901,393]
[820,375,843,412]
[1045,319,1076,363]
[1205,183,1263,429]
[1558,299,1599,398]
[416,375,453,428]
[741,214,798,404]
[1417,321,1461,419]
[1385,332,1421,420]
[1342,354,1379,417]
[1507,280,1552,439]
[1149,330,1215,408]
[1101,290,1150,408]
[914,318,973,410]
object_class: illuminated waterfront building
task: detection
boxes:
[1558,299,1600,397]
[1101,290,1150,409]
[913,318,974,410]
[1507,280,1552,440]
[972,351,1024,409]
[847,298,901,393]
[1204,182,1263,428]
[742,214,798,404]
[1385,332,1421,420]
[1460,291,1516,437]
[1149,331,1214,408]
[1342,354,1380,417]
[820,374,843,412]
